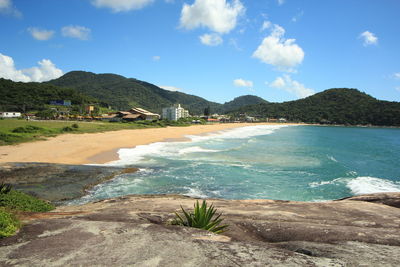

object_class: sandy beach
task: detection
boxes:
[0,123,301,165]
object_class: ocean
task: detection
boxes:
[69,125,400,205]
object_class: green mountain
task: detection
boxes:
[48,71,267,115]
[222,95,268,112]
[231,88,400,126]
[47,71,220,114]
[0,78,97,112]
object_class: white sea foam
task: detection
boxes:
[183,187,209,198]
[309,176,400,195]
[105,125,291,166]
[178,146,220,155]
[327,155,338,162]
[186,125,289,142]
[308,177,344,188]
[346,176,400,195]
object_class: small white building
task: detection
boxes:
[0,112,21,118]
[162,104,190,121]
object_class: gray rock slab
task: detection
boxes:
[1,193,400,266]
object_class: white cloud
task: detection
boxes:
[269,76,285,88]
[28,27,55,41]
[152,56,161,61]
[0,0,21,17]
[0,53,63,82]
[199,33,223,46]
[91,0,154,12]
[62,25,91,40]
[233,78,253,88]
[396,87,400,92]
[268,74,314,98]
[180,0,245,34]
[277,0,285,5]
[0,0,11,9]
[292,10,304,22]
[359,31,378,46]
[260,20,271,31]
[252,24,304,72]
[159,85,182,91]
[393,73,400,79]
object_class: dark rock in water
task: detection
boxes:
[0,193,399,266]
[0,162,136,203]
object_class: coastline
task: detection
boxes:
[0,122,302,165]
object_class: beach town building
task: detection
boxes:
[108,108,160,122]
[49,100,71,106]
[162,104,190,121]
[85,105,95,114]
[0,112,21,118]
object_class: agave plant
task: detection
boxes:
[173,200,228,234]
[0,183,12,194]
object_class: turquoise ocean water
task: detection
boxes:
[69,125,400,205]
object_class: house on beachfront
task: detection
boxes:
[0,112,22,118]
[162,104,190,121]
[108,108,160,122]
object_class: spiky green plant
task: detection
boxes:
[173,200,228,234]
[0,183,12,194]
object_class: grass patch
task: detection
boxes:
[0,119,198,146]
[0,187,55,238]
[0,190,54,212]
[0,208,20,238]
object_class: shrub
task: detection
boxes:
[12,125,42,133]
[0,208,20,238]
[0,190,54,212]
[0,183,12,194]
[172,200,228,234]
[71,123,79,129]
[62,126,74,132]
[0,132,22,145]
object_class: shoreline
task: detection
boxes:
[0,122,303,165]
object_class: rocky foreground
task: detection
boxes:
[1,193,400,266]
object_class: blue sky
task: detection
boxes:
[1,0,400,103]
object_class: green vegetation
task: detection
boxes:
[0,190,54,212]
[0,185,54,238]
[232,88,400,126]
[47,71,264,114]
[0,77,97,113]
[0,208,20,238]
[172,200,228,234]
[0,119,199,146]
[0,183,12,194]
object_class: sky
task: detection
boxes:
[0,0,400,104]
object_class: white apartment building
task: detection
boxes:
[0,112,21,118]
[162,104,190,121]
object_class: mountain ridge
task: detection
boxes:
[231,88,400,126]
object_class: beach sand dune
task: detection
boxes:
[0,123,299,165]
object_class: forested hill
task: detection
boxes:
[48,71,212,114]
[222,95,268,112]
[0,78,97,112]
[232,88,400,126]
[47,71,268,114]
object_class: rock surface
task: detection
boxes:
[1,193,400,266]
[0,162,137,202]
